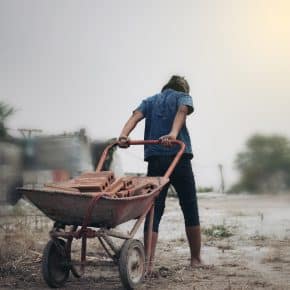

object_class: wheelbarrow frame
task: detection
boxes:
[35,139,185,289]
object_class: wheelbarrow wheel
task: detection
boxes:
[118,239,145,290]
[42,239,70,288]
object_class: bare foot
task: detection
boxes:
[190,259,214,269]
[145,262,156,279]
[190,258,203,267]
[144,269,159,279]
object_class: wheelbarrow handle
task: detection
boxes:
[96,139,185,179]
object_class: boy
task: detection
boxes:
[118,76,201,272]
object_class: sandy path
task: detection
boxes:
[1,193,290,289]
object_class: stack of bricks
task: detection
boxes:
[45,171,114,193]
[45,171,157,198]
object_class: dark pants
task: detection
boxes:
[144,155,200,233]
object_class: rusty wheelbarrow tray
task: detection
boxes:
[20,176,168,228]
[18,140,185,290]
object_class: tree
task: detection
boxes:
[230,134,290,193]
[0,102,15,138]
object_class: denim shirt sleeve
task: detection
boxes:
[134,99,147,117]
[178,94,194,115]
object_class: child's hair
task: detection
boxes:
[161,75,190,94]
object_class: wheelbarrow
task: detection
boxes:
[18,139,185,289]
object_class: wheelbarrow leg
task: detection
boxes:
[81,235,87,274]
[145,204,155,273]
[66,226,83,278]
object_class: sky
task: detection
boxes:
[1,0,290,189]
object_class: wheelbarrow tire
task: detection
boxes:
[118,239,145,290]
[42,239,70,288]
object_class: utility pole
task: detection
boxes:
[218,164,225,193]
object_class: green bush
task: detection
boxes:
[230,134,290,193]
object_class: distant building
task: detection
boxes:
[0,129,114,205]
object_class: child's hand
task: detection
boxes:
[159,134,176,147]
[118,136,130,148]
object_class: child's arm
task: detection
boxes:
[118,111,144,147]
[160,105,188,146]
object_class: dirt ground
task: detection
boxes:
[1,193,290,290]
